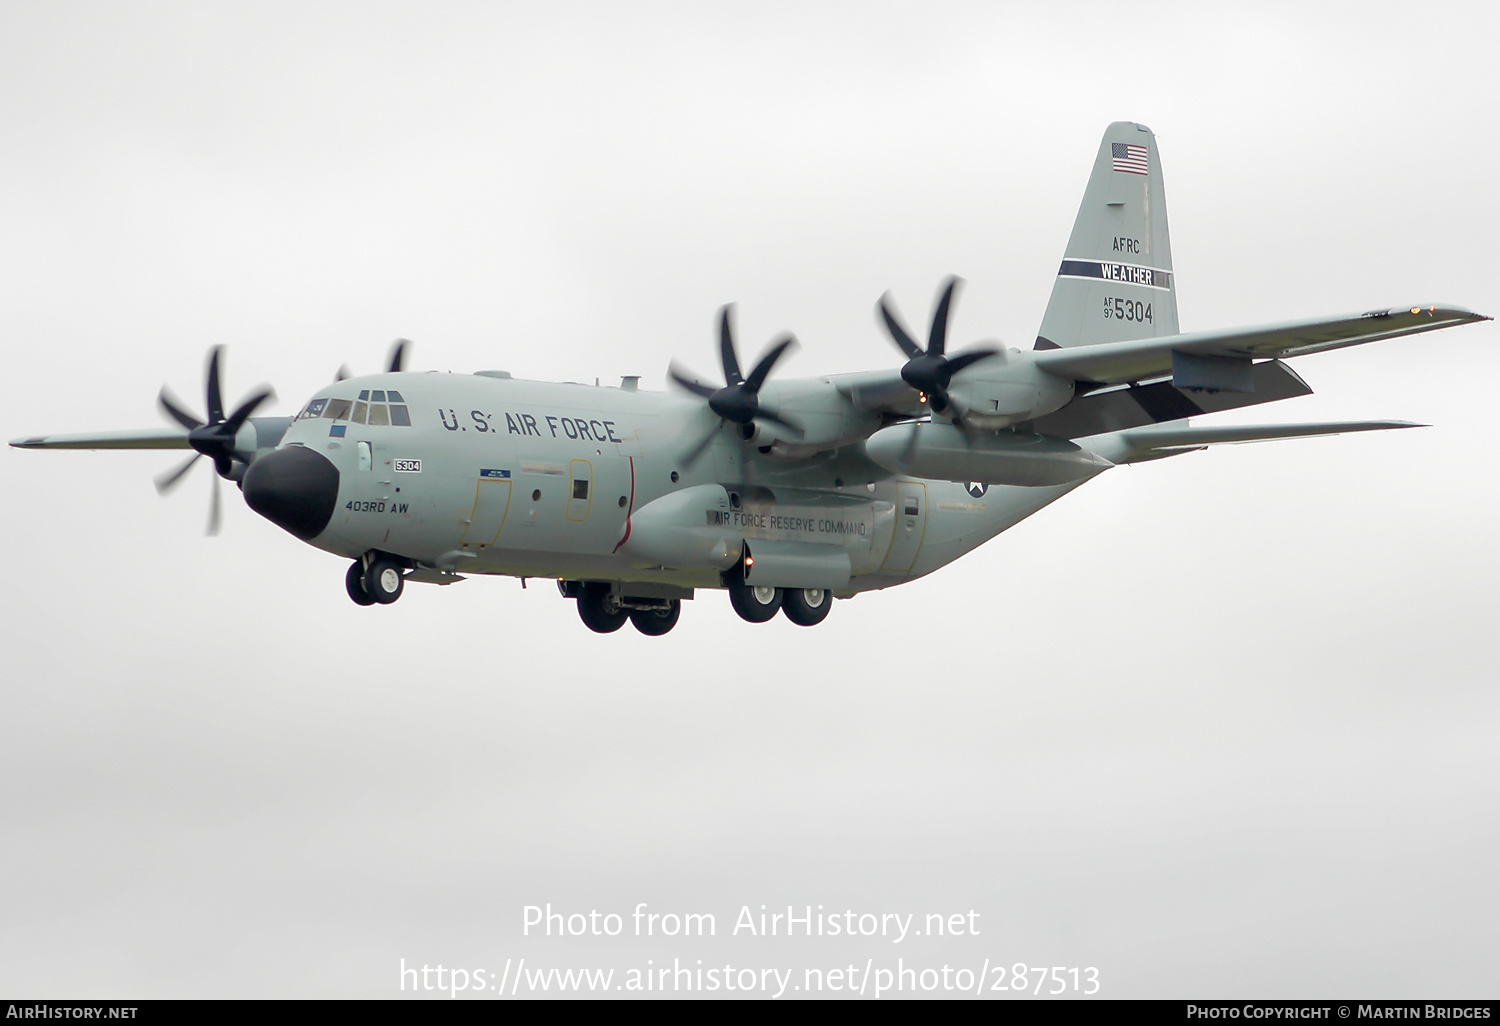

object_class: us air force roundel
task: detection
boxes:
[966,482,988,498]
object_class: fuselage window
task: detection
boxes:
[390,405,411,426]
[386,390,405,402]
[371,390,386,402]
[322,399,354,421]
[351,401,369,424]
[299,398,329,420]
[368,404,390,427]
[572,479,590,500]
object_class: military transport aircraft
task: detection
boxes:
[12,123,1489,636]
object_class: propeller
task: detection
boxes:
[155,346,274,535]
[669,307,802,466]
[877,276,998,415]
[334,338,410,382]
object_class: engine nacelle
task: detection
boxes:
[750,378,884,455]
[944,351,1074,428]
[865,422,1112,487]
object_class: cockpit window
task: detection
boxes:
[305,395,411,427]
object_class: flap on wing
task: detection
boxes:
[1034,305,1489,385]
[10,428,191,450]
[1030,359,1312,439]
[1092,419,1424,465]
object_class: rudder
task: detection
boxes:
[1036,122,1178,350]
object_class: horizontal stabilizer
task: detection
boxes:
[10,428,192,450]
[1035,306,1489,386]
[1092,419,1424,465]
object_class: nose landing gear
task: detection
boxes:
[344,554,406,606]
[345,561,375,606]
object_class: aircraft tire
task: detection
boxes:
[781,588,832,626]
[727,578,782,623]
[630,600,680,636]
[364,558,405,604]
[345,561,376,606]
[577,582,628,633]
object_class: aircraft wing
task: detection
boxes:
[1033,305,1489,385]
[1091,419,1424,465]
[10,429,191,450]
[830,370,925,417]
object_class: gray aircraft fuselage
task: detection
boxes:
[287,370,1080,593]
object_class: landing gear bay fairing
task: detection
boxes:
[13,124,1488,636]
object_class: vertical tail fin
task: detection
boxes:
[1036,122,1179,350]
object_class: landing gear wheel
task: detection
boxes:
[727,570,782,623]
[577,582,628,633]
[630,600,680,636]
[345,561,375,606]
[781,587,832,626]
[363,557,405,604]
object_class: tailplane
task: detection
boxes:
[1036,122,1179,350]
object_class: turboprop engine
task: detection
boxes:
[864,422,1112,487]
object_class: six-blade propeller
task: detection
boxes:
[336,338,411,382]
[155,347,274,535]
[877,276,997,415]
[669,306,802,466]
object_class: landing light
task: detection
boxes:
[1411,307,1422,315]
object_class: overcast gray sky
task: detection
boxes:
[2,0,1496,1000]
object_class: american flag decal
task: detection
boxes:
[1111,142,1148,175]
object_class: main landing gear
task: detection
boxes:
[570,581,682,636]
[559,577,833,632]
[780,587,832,626]
[724,565,833,627]
[345,555,405,606]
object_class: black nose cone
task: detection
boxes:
[243,445,340,540]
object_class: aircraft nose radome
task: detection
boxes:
[242,445,340,540]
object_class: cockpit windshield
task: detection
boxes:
[296,394,410,426]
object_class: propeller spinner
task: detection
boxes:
[877,277,998,415]
[154,347,274,534]
[669,307,802,466]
